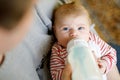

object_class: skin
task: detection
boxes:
[54,15,90,48]
[54,14,107,80]
[0,3,34,64]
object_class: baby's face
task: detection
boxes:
[54,15,90,47]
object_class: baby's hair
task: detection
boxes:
[53,0,91,26]
[0,0,33,30]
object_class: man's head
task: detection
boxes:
[0,0,35,53]
[0,0,34,29]
[53,2,91,47]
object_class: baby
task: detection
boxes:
[50,2,116,80]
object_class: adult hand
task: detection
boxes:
[62,62,72,80]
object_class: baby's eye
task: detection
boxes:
[63,27,69,31]
[78,27,84,30]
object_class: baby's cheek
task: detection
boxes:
[62,40,68,47]
[57,38,68,47]
[83,32,90,41]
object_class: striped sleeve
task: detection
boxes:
[90,32,117,73]
[50,43,67,80]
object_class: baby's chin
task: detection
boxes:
[62,44,67,48]
[58,43,67,48]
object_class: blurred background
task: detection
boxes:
[80,0,120,72]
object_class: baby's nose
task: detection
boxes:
[70,29,78,37]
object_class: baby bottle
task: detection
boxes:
[67,38,103,80]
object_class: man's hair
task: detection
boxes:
[53,1,91,26]
[0,0,33,30]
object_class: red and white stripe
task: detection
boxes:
[50,32,117,80]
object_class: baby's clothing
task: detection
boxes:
[50,32,116,80]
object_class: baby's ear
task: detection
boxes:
[90,24,99,35]
[52,25,56,34]
[52,25,56,30]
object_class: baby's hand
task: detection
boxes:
[97,59,107,74]
[92,51,107,74]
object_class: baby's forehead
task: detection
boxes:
[56,9,89,19]
[56,13,90,23]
